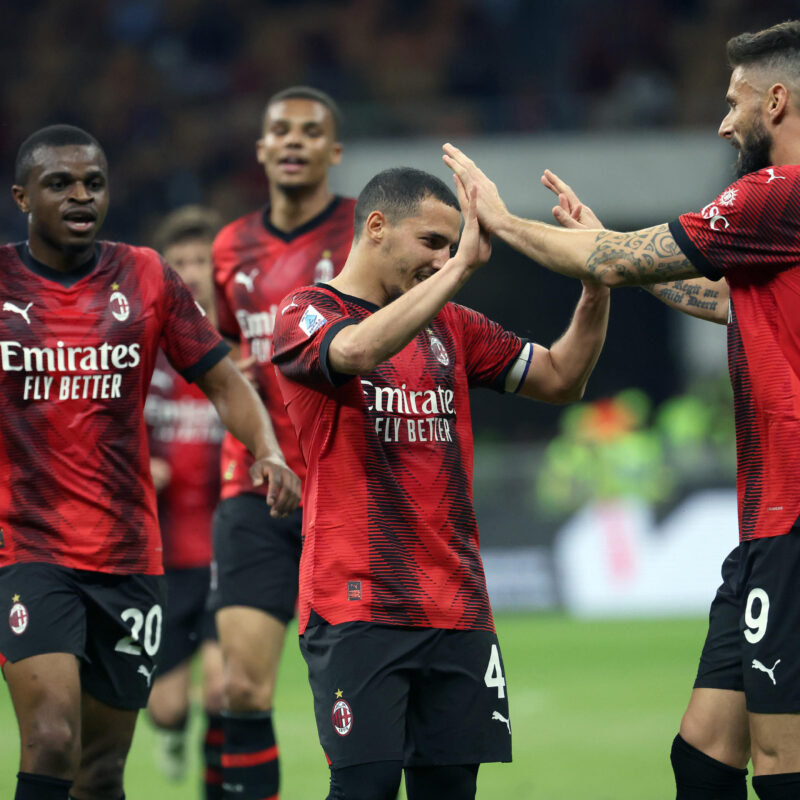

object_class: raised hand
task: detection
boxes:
[442,143,509,232]
[449,177,491,272]
[541,169,603,229]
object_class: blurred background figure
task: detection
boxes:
[145,206,226,795]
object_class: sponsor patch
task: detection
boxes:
[299,305,327,337]
[347,580,362,601]
[332,698,353,736]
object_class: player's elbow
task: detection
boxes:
[548,381,586,405]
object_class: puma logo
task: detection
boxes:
[766,168,786,183]
[234,269,259,292]
[492,710,511,734]
[281,297,299,315]
[137,664,156,687]
[3,301,33,324]
[752,658,781,686]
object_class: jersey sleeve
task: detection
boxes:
[669,167,800,281]
[211,236,240,341]
[272,287,358,388]
[158,259,230,382]
[449,303,527,392]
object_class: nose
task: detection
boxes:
[70,181,93,202]
[718,112,733,140]
[431,247,451,269]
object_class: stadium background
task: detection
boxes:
[0,1,786,796]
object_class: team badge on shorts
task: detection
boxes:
[332,691,353,736]
[9,594,29,635]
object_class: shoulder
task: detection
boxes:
[101,241,164,272]
[213,210,265,255]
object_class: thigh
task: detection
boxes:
[0,563,86,665]
[216,605,287,687]
[210,494,302,622]
[694,546,745,693]
[740,532,800,713]
[78,571,167,710]
[680,688,749,768]
[406,629,511,767]
[300,622,412,768]
[159,566,211,675]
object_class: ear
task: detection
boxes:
[11,185,28,214]
[328,142,343,167]
[766,83,789,124]
[255,137,267,166]
[365,210,386,243]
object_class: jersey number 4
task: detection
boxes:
[484,643,506,699]
[114,604,163,657]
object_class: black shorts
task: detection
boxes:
[300,617,512,769]
[695,531,800,713]
[209,493,302,623]
[159,566,216,675]
[0,563,166,710]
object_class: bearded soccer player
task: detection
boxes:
[445,19,800,800]
[210,86,355,799]
[0,125,300,800]
[271,167,609,800]
[144,206,226,793]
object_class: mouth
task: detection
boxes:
[62,209,97,234]
[277,155,309,174]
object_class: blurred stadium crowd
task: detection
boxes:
[0,0,794,243]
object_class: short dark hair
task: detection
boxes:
[15,124,106,185]
[727,20,800,79]
[353,167,459,239]
[152,205,222,254]
[263,85,342,137]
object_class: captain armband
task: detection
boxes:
[504,342,533,394]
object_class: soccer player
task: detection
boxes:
[0,125,300,800]
[211,86,355,798]
[443,19,800,800]
[144,206,226,792]
[271,167,610,800]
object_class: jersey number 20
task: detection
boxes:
[114,604,163,657]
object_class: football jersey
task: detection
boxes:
[272,285,526,634]
[670,163,800,541]
[145,351,223,570]
[0,242,228,575]
[213,197,355,499]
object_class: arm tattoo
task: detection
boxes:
[651,280,721,313]
[585,225,698,284]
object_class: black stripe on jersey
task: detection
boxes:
[262,196,343,243]
[667,219,723,281]
[322,284,379,313]
[180,340,231,383]
[320,318,359,387]
[15,241,101,286]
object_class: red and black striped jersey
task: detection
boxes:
[145,351,223,570]
[212,197,355,499]
[0,242,228,574]
[272,284,526,634]
[670,163,800,541]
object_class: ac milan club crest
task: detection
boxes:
[109,291,130,322]
[9,598,29,635]
[429,334,449,366]
[313,250,334,283]
[332,697,353,736]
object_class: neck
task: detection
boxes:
[327,245,389,307]
[27,234,95,273]
[268,180,333,233]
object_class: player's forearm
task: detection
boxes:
[641,279,729,324]
[197,358,286,462]
[493,216,700,287]
[546,284,610,400]
[330,259,474,374]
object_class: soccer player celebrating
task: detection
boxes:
[0,125,300,800]
[271,168,609,800]
[211,86,354,798]
[444,19,800,800]
[144,206,226,791]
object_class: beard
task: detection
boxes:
[735,117,773,178]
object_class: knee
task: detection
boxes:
[23,715,80,776]
[680,711,749,769]
[203,677,226,716]
[223,668,274,712]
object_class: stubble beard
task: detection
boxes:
[735,117,773,178]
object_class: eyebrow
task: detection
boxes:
[40,168,106,180]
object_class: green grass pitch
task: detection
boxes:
[0,613,757,798]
